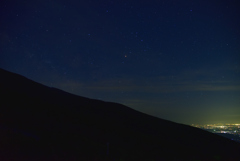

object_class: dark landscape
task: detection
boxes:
[0,68,240,161]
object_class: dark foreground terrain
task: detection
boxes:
[0,68,240,161]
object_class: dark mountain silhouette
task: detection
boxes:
[0,68,239,161]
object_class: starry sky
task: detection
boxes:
[1,0,240,125]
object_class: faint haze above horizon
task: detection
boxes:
[0,0,240,125]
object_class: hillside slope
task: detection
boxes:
[0,68,239,161]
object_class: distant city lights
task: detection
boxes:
[191,123,240,143]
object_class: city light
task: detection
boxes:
[191,123,240,143]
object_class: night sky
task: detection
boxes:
[1,0,240,125]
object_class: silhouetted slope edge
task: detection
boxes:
[0,68,240,161]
